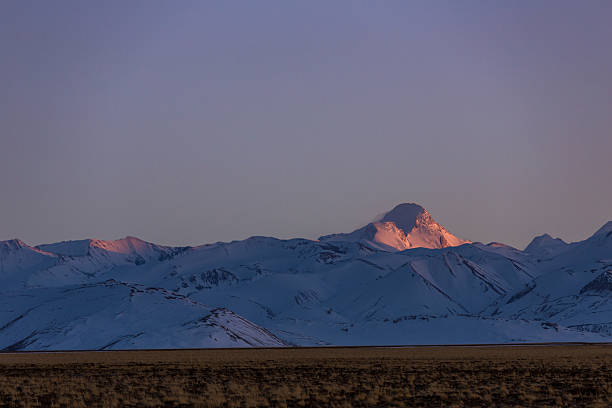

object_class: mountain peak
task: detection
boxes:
[378,203,427,232]
[37,237,151,257]
[525,233,566,246]
[321,203,468,251]
[0,239,28,251]
[524,233,568,256]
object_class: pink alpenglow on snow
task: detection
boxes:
[320,203,469,251]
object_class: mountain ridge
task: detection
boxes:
[1,204,610,349]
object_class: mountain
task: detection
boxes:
[320,203,469,251]
[0,204,610,349]
[37,236,190,264]
[487,220,612,335]
[524,233,569,258]
[0,239,58,287]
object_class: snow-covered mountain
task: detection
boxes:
[1,204,610,349]
[524,233,570,258]
[320,203,469,251]
[488,221,612,336]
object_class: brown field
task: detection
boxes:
[0,344,610,407]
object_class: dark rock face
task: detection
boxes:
[380,203,426,232]
[200,268,239,288]
[580,271,612,294]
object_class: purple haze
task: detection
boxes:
[1,1,611,249]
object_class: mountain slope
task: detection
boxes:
[1,209,610,348]
[0,239,58,287]
[490,221,612,336]
[0,280,285,350]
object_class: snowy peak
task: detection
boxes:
[90,236,157,255]
[37,239,93,257]
[37,237,156,257]
[321,203,469,251]
[0,239,28,251]
[523,222,612,259]
[0,239,57,282]
[38,236,191,265]
[378,203,427,232]
[1,239,55,257]
[87,236,192,264]
[524,233,568,257]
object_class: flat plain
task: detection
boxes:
[0,344,610,407]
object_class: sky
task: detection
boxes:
[1,1,611,249]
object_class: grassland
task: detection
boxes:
[0,344,610,407]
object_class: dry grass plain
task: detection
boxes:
[0,344,610,407]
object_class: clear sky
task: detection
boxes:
[1,1,611,249]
